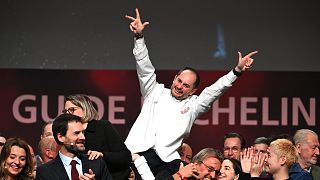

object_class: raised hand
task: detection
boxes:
[125,8,150,34]
[250,152,267,177]
[240,146,254,173]
[80,169,96,180]
[236,51,258,72]
[175,162,199,179]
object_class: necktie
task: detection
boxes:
[70,160,79,180]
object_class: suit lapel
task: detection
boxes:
[53,155,71,180]
[80,154,89,174]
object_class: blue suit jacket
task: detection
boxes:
[289,163,312,180]
[36,153,113,180]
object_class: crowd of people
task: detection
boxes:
[1,121,319,180]
[1,8,319,180]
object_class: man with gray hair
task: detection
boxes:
[156,148,223,179]
[291,129,320,179]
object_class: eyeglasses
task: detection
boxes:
[62,107,79,114]
[223,147,240,153]
[0,142,5,146]
[199,161,220,175]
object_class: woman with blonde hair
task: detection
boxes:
[63,94,132,180]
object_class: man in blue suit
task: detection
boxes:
[36,114,112,180]
[290,129,320,180]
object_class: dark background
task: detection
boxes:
[1,0,319,71]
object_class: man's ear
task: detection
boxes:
[45,149,53,158]
[57,133,65,144]
[234,174,239,180]
[296,144,302,154]
[173,75,178,82]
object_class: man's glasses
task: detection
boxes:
[62,107,79,114]
[199,161,220,175]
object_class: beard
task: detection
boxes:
[65,141,85,156]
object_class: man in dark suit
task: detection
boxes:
[36,114,112,180]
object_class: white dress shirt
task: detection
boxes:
[59,152,83,180]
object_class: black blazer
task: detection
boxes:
[36,153,113,180]
[84,119,131,180]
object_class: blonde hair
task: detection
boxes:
[270,139,298,168]
[65,94,99,123]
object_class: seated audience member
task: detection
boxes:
[218,158,242,180]
[223,132,246,160]
[178,143,193,163]
[156,148,223,179]
[38,136,59,164]
[0,132,6,153]
[289,129,317,180]
[265,139,297,180]
[36,113,112,180]
[0,137,34,180]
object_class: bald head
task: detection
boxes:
[38,136,59,163]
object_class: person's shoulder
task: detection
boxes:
[81,153,104,162]
[289,164,312,180]
[88,119,113,129]
[38,157,59,168]
[94,119,112,125]
[289,163,302,172]
[312,164,320,170]
[83,155,107,168]
[300,172,313,180]
[311,165,320,179]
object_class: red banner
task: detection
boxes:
[0,69,319,153]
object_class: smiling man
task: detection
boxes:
[265,139,297,180]
[290,129,319,180]
[124,8,257,179]
[36,114,112,180]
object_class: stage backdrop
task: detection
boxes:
[0,69,319,154]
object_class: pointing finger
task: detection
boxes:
[135,8,140,19]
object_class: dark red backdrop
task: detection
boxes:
[0,69,319,154]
